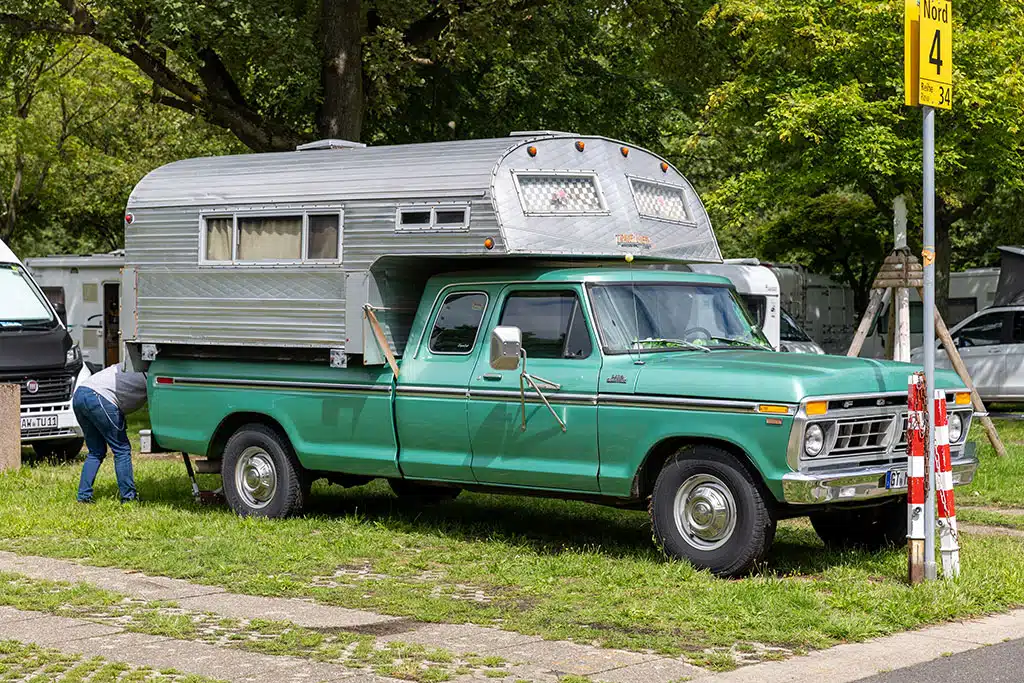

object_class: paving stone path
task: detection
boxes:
[0,551,706,683]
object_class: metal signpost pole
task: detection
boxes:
[922,105,938,580]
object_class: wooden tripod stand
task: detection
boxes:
[847,248,1006,457]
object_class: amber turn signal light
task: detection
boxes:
[954,392,970,405]
[805,401,828,416]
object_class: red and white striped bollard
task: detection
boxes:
[907,373,927,584]
[934,390,960,578]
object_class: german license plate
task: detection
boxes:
[20,415,58,430]
[885,470,908,490]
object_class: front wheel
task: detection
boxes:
[222,423,307,518]
[650,446,775,578]
[809,497,906,551]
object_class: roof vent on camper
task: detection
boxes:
[508,130,577,137]
[296,138,366,151]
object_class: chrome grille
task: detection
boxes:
[832,416,895,455]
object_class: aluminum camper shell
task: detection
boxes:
[122,134,721,366]
[25,251,124,371]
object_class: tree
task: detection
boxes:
[0,0,689,151]
[679,0,1024,316]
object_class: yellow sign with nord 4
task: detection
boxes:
[918,0,952,109]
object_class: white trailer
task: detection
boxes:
[25,251,124,371]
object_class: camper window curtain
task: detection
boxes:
[205,218,233,261]
[238,216,302,261]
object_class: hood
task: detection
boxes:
[0,324,72,373]
[632,350,966,404]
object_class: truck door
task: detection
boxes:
[394,288,492,483]
[467,285,601,492]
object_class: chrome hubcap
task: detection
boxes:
[235,447,277,509]
[673,474,737,551]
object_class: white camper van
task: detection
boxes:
[0,239,89,459]
[25,251,123,371]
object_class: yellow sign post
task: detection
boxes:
[918,0,953,109]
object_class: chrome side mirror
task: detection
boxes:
[490,326,522,371]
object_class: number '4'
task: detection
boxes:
[929,30,943,75]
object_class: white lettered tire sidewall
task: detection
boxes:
[650,446,774,578]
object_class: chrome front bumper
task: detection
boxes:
[781,443,978,504]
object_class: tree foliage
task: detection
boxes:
[680,0,1024,314]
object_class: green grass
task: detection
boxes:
[4,416,1024,663]
[961,420,1024,508]
[0,639,222,682]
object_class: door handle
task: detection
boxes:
[481,373,503,381]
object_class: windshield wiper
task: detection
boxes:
[707,336,774,351]
[632,338,711,354]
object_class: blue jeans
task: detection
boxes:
[73,387,137,502]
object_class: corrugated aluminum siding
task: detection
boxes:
[124,135,720,353]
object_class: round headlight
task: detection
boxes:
[804,424,825,457]
[948,412,963,444]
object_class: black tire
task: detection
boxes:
[650,445,775,578]
[809,497,906,551]
[32,438,83,461]
[221,423,307,518]
[388,479,461,504]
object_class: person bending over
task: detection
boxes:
[73,364,148,503]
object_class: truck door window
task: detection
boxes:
[429,292,488,354]
[499,291,592,359]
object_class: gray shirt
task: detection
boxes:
[81,365,148,415]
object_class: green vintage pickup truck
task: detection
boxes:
[124,134,977,577]
[146,267,977,577]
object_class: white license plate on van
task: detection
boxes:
[885,470,908,490]
[21,415,58,430]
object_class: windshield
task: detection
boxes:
[0,264,56,326]
[779,308,812,342]
[589,283,771,353]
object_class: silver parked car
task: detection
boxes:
[911,306,1024,402]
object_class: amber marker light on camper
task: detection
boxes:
[527,146,537,157]
[483,238,494,250]
[805,401,828,416]
[660,162,669,173]
[575,141,586,152]
[620,147,629,157]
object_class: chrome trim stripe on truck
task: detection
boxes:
[158,377,392,393]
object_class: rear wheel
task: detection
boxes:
[649,445,775,578]
[32,438,83,461]
[809,497,906,550]
[388,479,461,504]
[222,423,307,518]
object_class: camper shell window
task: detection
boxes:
[628,177,691,224]
[200,210,343,265]
[395,206,470,232]
[512,172,608,216]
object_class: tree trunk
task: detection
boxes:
[318,0,365,142]
[935,214,951,321]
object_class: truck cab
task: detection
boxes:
[0,239,88,459]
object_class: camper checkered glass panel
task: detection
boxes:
[515,174,606,215]
[630,178,690,223]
